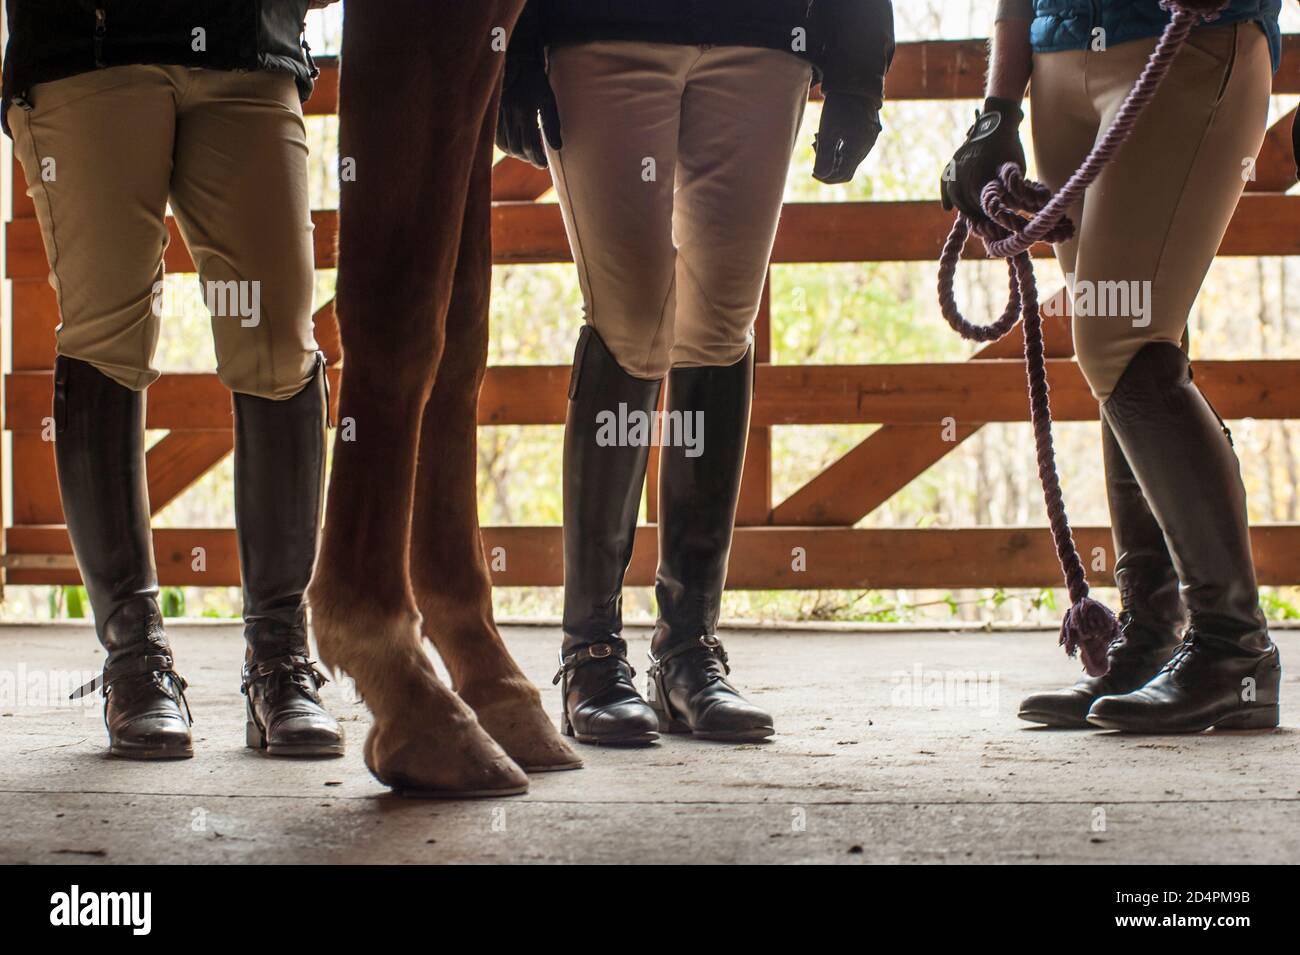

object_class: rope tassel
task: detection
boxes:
[935,2,1227,676]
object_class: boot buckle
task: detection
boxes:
[699,634,731,673]
[553,641,626,684]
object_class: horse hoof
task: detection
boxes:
[309,602,540,793]
[364,713,530,798]
[464,681,584,773]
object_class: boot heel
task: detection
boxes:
[656,712,691,734]
[647,665,691,734]
[647,693,689,734]
[1215,705,1279,730]
[245,693,268,749]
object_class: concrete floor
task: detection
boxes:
[1,622,1297,864]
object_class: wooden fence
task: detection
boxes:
[5,39,1300,590]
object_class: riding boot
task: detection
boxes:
[57,357,193,759]
[646,347,773,741]
[556,327,662,744]
[1088,343,1280,732]
[1018,420,1185,726]
[235,355,344,756]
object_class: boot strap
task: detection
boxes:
[647,636,732,711]
[647,634,730,675]
[242,653,328,700]
[70,653,182,700]
[645,635,734,715]
[73,655,193,726]
[552,640,634,685]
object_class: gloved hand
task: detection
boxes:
[941,96,1026,223]
[813,93,882,184]
[495,59,562,169]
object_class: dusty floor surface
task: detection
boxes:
[1,623,1296,864]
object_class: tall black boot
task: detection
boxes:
[58,357,193,759]
[235,354,343,757]
[1088,343,1280,732]
[554,327,662,745]
[646,347,773,742]
[1018,420,1185,726]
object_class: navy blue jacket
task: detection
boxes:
[1029,0,1282,69]
[510,0,896,108]
[3,1,318,134]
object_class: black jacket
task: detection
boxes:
[510,0,895,108]
[3,1,317,134]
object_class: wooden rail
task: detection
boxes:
[4,40,1299,590]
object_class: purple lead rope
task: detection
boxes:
[935,2,1224,676]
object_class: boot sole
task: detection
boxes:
[257,743,346,758]
[560,710,659,746]
[1017,709,1092,729]
[566,729,659,746]
[109,745,194,760]
[1087,703,1280,734]
[657,715,774,742]
[246,720,345,758]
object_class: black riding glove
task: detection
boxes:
[941,96,1026,222]
[813,93,882,184]
[495,58,562,170]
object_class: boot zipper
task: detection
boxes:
[93,7,107,68]
[1196,384,1236,446]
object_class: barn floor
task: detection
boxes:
[2,622,1297,865]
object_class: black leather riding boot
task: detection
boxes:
[1018,421,1184,726]
[57,357,192,759]
[1088,343,1279,732]
[556,327,662,744]
[234,355,343,757]
[647,347,773,742]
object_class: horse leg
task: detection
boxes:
[409,101,582,773]
[306,0,527,796]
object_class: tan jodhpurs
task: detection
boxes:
[10,64,319,399]
[1030,23,1272,401]
[545,41,812,379]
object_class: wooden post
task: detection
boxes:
[736,269,773,526]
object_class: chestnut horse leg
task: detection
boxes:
[409,97,582,773]
[307,0,528,797]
